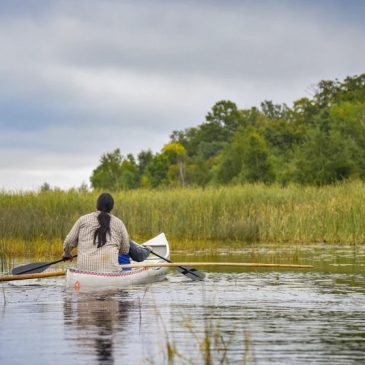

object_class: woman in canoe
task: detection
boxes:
[62,192,130,272]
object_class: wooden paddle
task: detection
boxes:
[11,256,77,275]
[149,249,205,281]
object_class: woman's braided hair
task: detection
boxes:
[94,193,114,248]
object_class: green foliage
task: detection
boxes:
[143,153,170,188]
[205,100,242,136]
[236,130,275,184]
[40,182,51,192]
[90,149,138,190]
[90,73,365,189]
[173,100,242,158]
[216,128,275,184]
[260,100,289,119]
[292,128,356,185]
[162,142,187,186]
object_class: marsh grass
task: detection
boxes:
[1,181,365,257]
[0,238,62,265]
[153,315,255,365]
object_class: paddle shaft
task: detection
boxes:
[1,270,66,281]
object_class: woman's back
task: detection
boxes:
[64,211,129,273]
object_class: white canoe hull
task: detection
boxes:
[65,233,170,291]
[66,266,168,290]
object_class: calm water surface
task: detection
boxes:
[1,245,365,365]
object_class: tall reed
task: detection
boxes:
[1,181,365,250]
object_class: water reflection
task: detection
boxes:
[1,245,365,365]
[63,291,132,365]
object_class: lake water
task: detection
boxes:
[1,245,365,365]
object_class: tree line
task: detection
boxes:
[90,73,365,190]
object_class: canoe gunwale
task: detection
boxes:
[67,265,161,278]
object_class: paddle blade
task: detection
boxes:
[11,258,67,275]
[12,256,75,275]
[176,266,206,281]
[149,249,205,281]
[12,262,54,275]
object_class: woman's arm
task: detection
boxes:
[63,218,81,259]
[118,221,130,255]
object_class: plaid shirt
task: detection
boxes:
[63,211,129,273]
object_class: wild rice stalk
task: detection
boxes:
[1,181,365,256]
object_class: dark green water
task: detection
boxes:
[1,245,365,364]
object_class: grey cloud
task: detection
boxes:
[0,0,364,190]
[2,1,364,83]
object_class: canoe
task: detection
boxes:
[65,233,170,290]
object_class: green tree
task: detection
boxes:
[120,154,139,189]
[40,182,51,192]
[205,100,241,136]
[172,100,242,159]
[185,155,212,186]
[260,100,289,119]
[90,149,139,190]
[162,142,187,186]
[89,73,365,188]
[137,150,153,175]
[292,128,357,185]
[90,149,124,190]
[329,101,365,177]
[217,128,275,184]
[142,153,170,188]
[237,129,275,183]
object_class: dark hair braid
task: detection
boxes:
[93,193,114,248]
[93,212,112,248]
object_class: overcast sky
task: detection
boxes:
[0,0,364,191]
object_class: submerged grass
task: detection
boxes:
[150,306,256,365]
[1,181,365,257]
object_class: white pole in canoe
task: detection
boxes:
[119,262,313,269]
[0,262,313,282]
